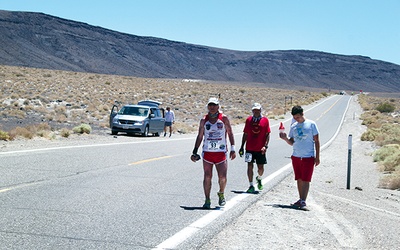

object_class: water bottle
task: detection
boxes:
[279,122,285,136]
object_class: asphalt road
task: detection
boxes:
[0,95,351,249]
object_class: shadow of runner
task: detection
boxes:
[180,205,222,211]
[267,204,310,211]
[231,190,260,194]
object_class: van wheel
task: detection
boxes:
[111,130,118,135]
[142,126,149,137]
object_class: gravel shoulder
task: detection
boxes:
[200,96,400,249]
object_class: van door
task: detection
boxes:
[110,104,119,128]
[149,108,164,134]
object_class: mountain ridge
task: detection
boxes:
[1,10,399,93]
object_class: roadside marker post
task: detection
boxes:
[347,134,352,190]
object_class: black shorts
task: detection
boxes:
[245,151,267,165]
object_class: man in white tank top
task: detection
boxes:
[191,98,236,209]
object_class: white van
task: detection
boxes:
[109,100,165,136]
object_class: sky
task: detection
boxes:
[1,0,399,65]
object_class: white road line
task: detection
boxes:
[0,137,194,155]
[316,191,400,218]
[308,196,365,248]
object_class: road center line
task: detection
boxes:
[129,155,180,165]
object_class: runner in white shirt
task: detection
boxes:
[191,98,236,209]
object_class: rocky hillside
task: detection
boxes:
[1,10,399,93]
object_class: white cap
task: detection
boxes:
[252,102,262,110]
[208,97,219,105]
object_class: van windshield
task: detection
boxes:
[119,107,148,117]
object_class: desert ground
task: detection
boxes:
[1,65,331,137]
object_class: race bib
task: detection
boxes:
[245,152,252,162]
[207,140,224,151]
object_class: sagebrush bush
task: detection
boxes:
[361,128,379,141]
[73,124,92,134]
[60,128,71,138]
[376,124,400,146]
[8,127,34,140]
[373,144,400,172]
[0,130,10,141]
[379,174,400,190]
[375,102,395,113]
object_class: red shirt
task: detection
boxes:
[243,116,271,152]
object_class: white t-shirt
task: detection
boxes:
[289,119,319,157]
[165,110,175,122]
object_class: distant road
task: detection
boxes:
[0,95,351,249]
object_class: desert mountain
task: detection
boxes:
[1,10,399,93]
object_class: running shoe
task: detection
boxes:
[203,199,211,209]
[217,192,226,206]
[291,199,307,209]
[246,185,255,193]
[256,176,263,190]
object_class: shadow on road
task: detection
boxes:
[180,205,222,211]
[267,204,309,211]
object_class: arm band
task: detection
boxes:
[192,147,198,155]
[230,145,235,152]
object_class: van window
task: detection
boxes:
[150,108,162,117]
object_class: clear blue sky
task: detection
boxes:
[1,0,399,65]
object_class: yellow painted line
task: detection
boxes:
[0,188,11,193]
[316,98,341,121]
[0,182,41,194]
[129,155,179,165]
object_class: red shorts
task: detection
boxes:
[203,152,227,164]
[291,156,315,182]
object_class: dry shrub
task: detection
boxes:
[36,123,51,131]
[60,128,71,138]
[73,124,92,134]
[376,102,395,113]
[99,104,110,112]
[374,144,400,172]
[0,130,10,141]
[55,114,67,123]
[379,174,400,190]
[55,105,67,114]
[364,123,400,146]
[361,128,379,141]
[378,123,400,145]
[174,121,196,134]
[36,130,51,138]
[98,122,109,128]
[8,127,34,140]
[8,109,26,119]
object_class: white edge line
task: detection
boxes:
[0,137,194,155]
[316,191,400,218]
